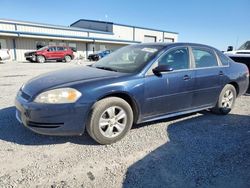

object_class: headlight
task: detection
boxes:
[34,88,81,104]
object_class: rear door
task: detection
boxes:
[191,47,224,107]
[56,46,66,59]
[143,46,195,118]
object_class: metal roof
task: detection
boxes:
[71,19,179,34]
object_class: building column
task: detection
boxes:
[85,43,88,59]
[133,27,135,41]
[12,38,17,61]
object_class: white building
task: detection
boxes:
[0,19,178,61]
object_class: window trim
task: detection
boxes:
[145,46,192,76]
[215,51,230,67]
[190,46,219,69]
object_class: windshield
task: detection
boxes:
[38,46,48,51]
[92,44,165,73]
[238,41,250,50]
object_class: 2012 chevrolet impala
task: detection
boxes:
[15,43,249,144]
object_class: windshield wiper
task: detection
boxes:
[95,66,118,72]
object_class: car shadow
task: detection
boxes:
[0,106,97,145]
[132,112,198,130]
[123,113,250,188]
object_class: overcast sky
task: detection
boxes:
[1,0,249,50]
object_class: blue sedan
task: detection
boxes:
[87,50,111,61]
[15,43,249,144]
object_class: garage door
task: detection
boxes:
[164,38,174,43]
[0,39,7,49]
[144,35,156,43]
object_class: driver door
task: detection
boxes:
[46,46,57,59]
[143,47,195,119]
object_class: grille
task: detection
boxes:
[27,121,63,128]
[24,52,35,57]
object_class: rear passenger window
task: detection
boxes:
[57,47,65,51]
[217,52,231,66]
[192,48,218,68]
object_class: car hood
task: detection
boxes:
[224,50,250,57]
[24,51,34,54]
[25,50,44,54]
[22,66,125,97]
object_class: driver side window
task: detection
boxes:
[158,47,189,70]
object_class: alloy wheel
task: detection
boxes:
[37,56,45,63]
[98,106,127,138]
[221,89,234,109]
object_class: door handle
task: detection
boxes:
[183,75,191,81]
[219,71,224,76]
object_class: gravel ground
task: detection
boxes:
[0,61,250,188]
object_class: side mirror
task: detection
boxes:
[153,65,173,75]
[227,46,233,51]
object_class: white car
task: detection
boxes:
[224,41,250,91]
[224,41,250,63]
[0,49,11,62]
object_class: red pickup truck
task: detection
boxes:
[24,46,74,63]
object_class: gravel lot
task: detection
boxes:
[0,61,250,188]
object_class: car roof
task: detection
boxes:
[135,42,217,50]
[46,45,69,48]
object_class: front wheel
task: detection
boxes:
[86,97,133,145]
[36,55,45,63]
[211,84,237,115]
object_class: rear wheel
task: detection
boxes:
[36,55,45,63]
[86,97,133,145]
[211,84,236,115]
[64,55,72,62]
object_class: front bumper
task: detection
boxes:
[25,54,36,62]
[15,94,91,136]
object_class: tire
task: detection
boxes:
[36,55,45,63]
[64,55,72,62]
[86,97,133,145]
[211,84,237,115]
